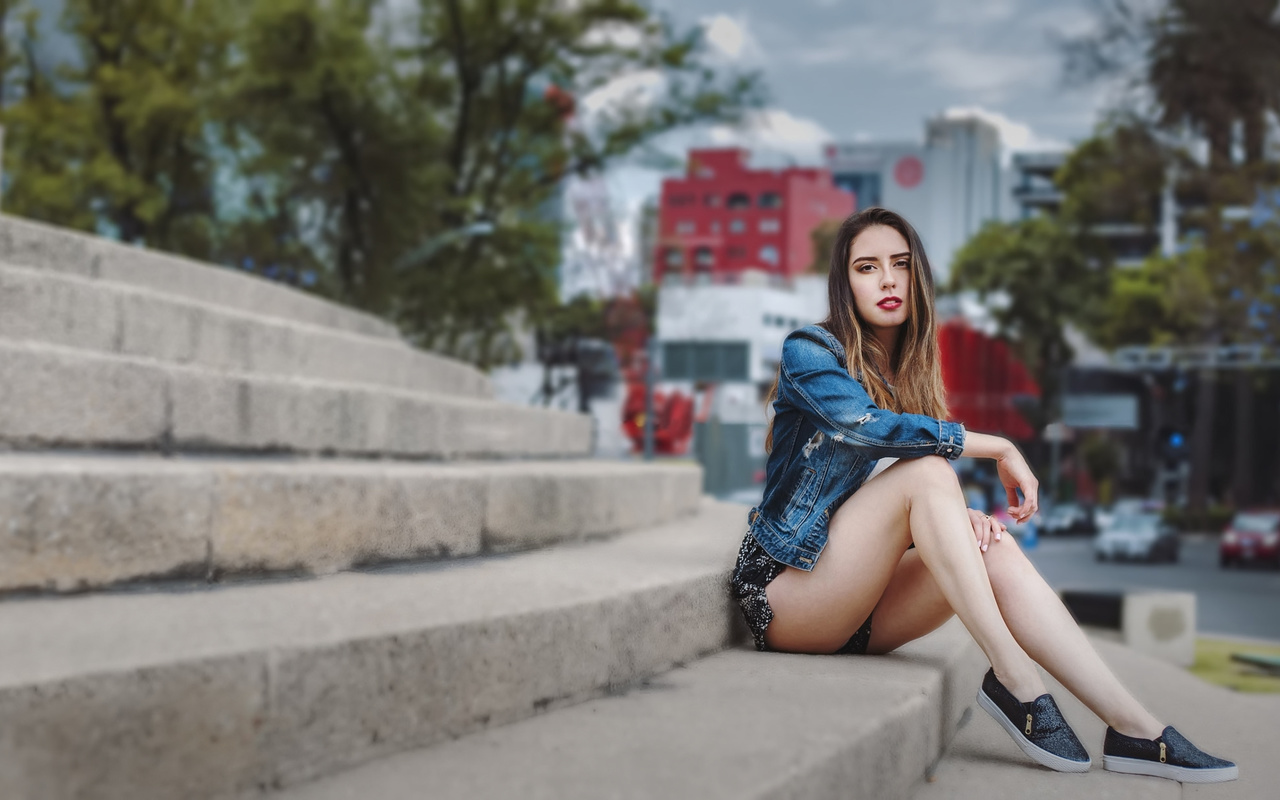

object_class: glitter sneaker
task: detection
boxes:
[1102,725,1238,783]
[976,668,1091,773]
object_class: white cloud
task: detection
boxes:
[940,106,1070,163]
[706,108,836,165]
[701,14,762,62]
[578,70,666,126]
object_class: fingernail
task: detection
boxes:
[981,544,988,552]
[996,533,1001,541]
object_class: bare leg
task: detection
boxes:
[981,535,1165,738]
[765,455,1046,701]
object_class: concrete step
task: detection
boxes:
[0,453,703,593]
[0,340,589,458]
[274,619,984,800]
[914,633,1278,799]
[0,213,400,340]
[0,499,748,800]
[0,261,490,398]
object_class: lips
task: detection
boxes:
[877,296,903,310]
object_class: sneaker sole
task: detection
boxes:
[1103,755,1238,783]
[976,690,1091,773]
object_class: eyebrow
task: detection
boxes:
[851,251,910,265]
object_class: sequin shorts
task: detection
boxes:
[728,530,874,654]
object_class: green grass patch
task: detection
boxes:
[1189,637,1280,693]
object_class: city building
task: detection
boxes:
[825,113,1008,282]
[653,148,854,284]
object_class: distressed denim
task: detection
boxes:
[748,324,965,571]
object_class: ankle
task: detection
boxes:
[1109,715,1166,741]
[994,665,1046,703]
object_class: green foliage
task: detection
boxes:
[807,218,839,274]
[1056,118,1171,230]
[0,0,762,369]
[3,0,234,255]
[1080,432,1121,486]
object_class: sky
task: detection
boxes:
[646,0,1127,159]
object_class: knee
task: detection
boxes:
[898,455,960,491]
[982,534,1031,588]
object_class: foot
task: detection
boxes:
[1103,726,1238,783]
[977,668,1091,773]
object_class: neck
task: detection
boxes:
[872,328,900,376]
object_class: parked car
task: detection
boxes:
[1042,502,1098,536]
[1096,497,1164,532]
[1093,513,1180,563]
[1220,510,1280,569]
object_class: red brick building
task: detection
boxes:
[655,149,855,283]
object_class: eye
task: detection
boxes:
[894,259,909,269]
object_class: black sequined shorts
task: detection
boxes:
[728,530,874,654]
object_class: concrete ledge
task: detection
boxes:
[0,500,747,799]
[0,214,399,340]
[0,455,703,593]
[272,620,983,800]
[0,341,589,458]
[0,262,491,398]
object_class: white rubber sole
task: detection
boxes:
[976,690,1091,773]
[1104,755,1238,783]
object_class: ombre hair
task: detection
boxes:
[764,207,949,452]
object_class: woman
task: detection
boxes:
[731,207,1236,783]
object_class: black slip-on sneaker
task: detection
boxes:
[976,668,1091,773]
[1103,725,1238,783]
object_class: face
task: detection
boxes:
[847,224,912,335]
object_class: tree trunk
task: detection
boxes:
[1232,369,1254,507]
[1188,367,1216,514]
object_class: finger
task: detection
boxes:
[1005,485,1020,513]
[981,517,992,552]
[995,520,1004,542]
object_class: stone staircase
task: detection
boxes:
[0,214,984,800]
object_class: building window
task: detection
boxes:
[662,341,750,381]
[759,218,780,233]
[726,192,751,210]
[693,246,714,269]
[663,247,683,267]
[759,191,783,209]
[729,218,746,234]
[675,220,696,234]
[704,194,720,207]
[759,245,779,266]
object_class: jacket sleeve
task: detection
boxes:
[778,328,965,461]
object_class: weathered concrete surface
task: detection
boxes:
[0,341,589,458]
[0,499,746,800]
[0,214,399,340]
[0,262,491,398]
[915,634,1279,799]
[0,454,703,592]
[273,620,982,800]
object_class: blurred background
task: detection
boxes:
[1,2,1279,792]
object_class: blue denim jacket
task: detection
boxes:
[748,324,966,571]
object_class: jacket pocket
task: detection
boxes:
[782,466,820,528]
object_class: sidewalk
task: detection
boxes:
[915,633,1280,799]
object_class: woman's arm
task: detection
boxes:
[778,329,965,460]
[961,431,1040,523]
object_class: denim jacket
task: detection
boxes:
[748,324,966,571]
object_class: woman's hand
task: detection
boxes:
[995,444,1039,523]
[967,508,1006,553]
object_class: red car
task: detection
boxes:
[1220,510,1280,568]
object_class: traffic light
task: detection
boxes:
[1158,426,1188,468]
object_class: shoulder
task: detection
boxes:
[783,325,856,374]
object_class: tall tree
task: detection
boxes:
[3,0,234,255]
[949,217,1109,431]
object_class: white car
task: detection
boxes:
[1093,513,1180,563]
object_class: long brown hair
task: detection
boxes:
[764,207,949,452]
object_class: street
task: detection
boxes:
[1026,536,1280,642]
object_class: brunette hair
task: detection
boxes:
[764,207,949,452]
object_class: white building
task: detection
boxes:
[824,113,1014,282]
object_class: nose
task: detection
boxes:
[881,269,896,289]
